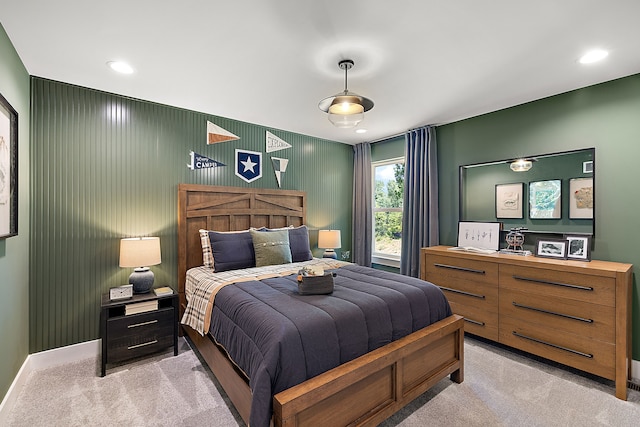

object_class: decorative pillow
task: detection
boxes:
[267,225,313,262]
[251,229,292,267]
[199,228,265,271]
[199,229,214,268]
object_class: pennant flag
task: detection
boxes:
[187,151,226,170]
[271,157,289,188]
[235,149,262,183]
[207,121,240,145]
[266,131,291,153]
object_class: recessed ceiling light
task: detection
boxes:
[355,129,367,134]
[107,61,134,74]
[579,50,608,64]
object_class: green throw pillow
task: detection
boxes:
[251,229,292,267]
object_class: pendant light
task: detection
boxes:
[318,59,374,129]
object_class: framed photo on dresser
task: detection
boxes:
[534,238,568,259]
[565,235,591,261]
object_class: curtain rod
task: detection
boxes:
[369,125,435,145]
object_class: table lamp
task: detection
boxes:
[119,237,162,293]
[318,230,341,259]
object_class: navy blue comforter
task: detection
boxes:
[208,264,452,427]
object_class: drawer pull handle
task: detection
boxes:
[512,332,593,358]
[439,286,485,299]
[512,302,593,323]
[512,275,593,291]
[464,318,485,326]
[128,320,158,328]
[128,340,158,350]
[434,263,485,275]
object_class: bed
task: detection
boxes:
[178,184,464,427]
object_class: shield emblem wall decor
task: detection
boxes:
[235,149,262,183]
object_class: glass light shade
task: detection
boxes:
[318,230,341,249]
[328,96,365,115]
[510,159,533,172]
[328,111,364,128]
[119,237,162,268]
[328,96,365,128]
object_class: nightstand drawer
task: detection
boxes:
[106,308,175,363]
[107,308,174,338]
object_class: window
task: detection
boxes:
[372,158,404,267]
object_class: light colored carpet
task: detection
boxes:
[6,337,640,426]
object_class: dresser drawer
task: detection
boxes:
[499,288,615,343]
[424,254,498,286]
[499,264,615,307]
[448,299,499,341]
[499,316,615,380]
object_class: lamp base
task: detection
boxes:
[322,249,338,259]
[129,267,155,294]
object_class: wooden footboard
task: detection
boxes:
[273,314,464,427]
[184,314,464,427]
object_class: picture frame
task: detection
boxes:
[457,221,502,251]
[529,179,561,219]
[569,177,593,219]
[534,238,568,259]
[583,161,593,174]
[495,182,524,219]
[564,235,591,261]
[0,92,18,239]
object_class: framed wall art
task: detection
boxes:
[495,182,524,219]
[534,239,568,259]
[529,179,561,219]
[0,92,18,239]
[565,235,591,261]
[569,177,593,219]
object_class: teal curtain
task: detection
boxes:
[352,142,372,266]
[400,127,439,276]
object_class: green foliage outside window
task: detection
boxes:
[374,163,404,256]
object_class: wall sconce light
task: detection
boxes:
[318,230,341,259]
[119,237,162,294]
[510,159,533,172]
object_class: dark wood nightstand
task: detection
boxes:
[100,289,178,376]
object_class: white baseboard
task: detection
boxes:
[0,339,100,425]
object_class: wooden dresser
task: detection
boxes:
[420,245,633,400]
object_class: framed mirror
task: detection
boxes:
[459,148,594,236]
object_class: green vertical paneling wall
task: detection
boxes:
[30,77,353,353]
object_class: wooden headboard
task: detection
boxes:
[177,184,307,313]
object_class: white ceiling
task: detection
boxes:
[2,1,640,144]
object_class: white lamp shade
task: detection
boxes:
[318,230,341,249]
[119,237,162,268]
